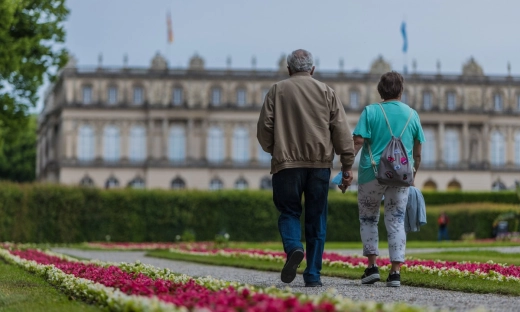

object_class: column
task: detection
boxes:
[250,122,257,163]
[225,123,233,164]
[146,119,154,160]
[120,121,129,161]
[186,119,194,161]
[162,118,168,160]
[201,121,208,162]
[95,122,103,160]
[462,122,469,167]
[482,123,489,167]
[436,122,444,167]
[507,126,514,166]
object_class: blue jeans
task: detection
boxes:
[438,227,449,241]
[272,168,330,283]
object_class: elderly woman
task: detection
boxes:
[348,71,425,287]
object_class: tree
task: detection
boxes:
[0,0,68,180]
[0,114,36,182]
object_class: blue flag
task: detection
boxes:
[401,21,408,53]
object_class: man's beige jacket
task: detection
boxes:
[257,72,355,174]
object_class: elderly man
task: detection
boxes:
[257,49,355,287]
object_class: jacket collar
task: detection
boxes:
[291,72,311,77]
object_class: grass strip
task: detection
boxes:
[0,259,101,312]
[409,251,520,266]
[147,250,520,296]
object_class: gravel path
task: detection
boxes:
[53,248,520,312]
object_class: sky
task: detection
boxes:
[36,0,520,110]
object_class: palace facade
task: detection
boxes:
[37,53,520,191]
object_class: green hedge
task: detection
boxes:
[0,182,517,243]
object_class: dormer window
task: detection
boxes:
[82,86,92,104]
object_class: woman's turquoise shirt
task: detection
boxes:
[353,101,425,185]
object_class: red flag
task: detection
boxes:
[167,11,174,43]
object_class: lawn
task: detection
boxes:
[0,259,101,312]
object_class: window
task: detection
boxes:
[349,90,360,109]
[493,93,503,111]
[211,87,222,106]
[260,176,272,190]
[171,177,186,190]
[444,130,459,166]
[515,132,520,166]
[517,94,520,112]
[401,91,408,104]
[133,86,144,105]
[108,86,118,105]
[82,86,92,104]
[447,180,461,191]
[103,125,120,162]
[492,180,507,191]
[207,126,224,163]
[79,175,94,187]
[423,91,432,110]
[236,88,247,106]
[422,129,436,166]
[105,176,119,189]
[423,180,437,191]
[490,131,506,167]
[128,177,145,189]
[234,177,248,190]
[172,87,183,106]
[168,126,186,162]
[129,126,146,162]
[446,92,456,111]
[209,178,224,190]
[232,127,249,163]
[257,143,271,164]
[77,125,95,161]
[261,88,270,103]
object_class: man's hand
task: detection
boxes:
[338,169,353,193]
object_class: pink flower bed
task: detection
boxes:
[10,249,336,312]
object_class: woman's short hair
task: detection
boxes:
[377,71,404,100]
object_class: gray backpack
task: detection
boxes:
[367,103,414,187]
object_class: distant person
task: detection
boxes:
[438,211,449,241]
[257,49,355,287]
[348,71,425,287]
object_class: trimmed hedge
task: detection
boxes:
[0,182,518,243]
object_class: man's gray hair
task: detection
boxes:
[286,49,314,73]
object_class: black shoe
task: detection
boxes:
[386,271,401,287]
[281,248,304,283]
[361,265,380,284]
[305,281,323,287]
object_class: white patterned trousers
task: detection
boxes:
[357,179,409,262]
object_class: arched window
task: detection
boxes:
[493,93,503,111]
[257,143,271,164]
[490,131,506,167]
[447,180,461,191]
[128,177,145,189]
[423,180,437,191]
[232,127,249,163]
[168,126,186,162]
[236,88,247,106]
[171,177,186,190]
[349,90,360,109]
[444,130,459,166]
[79,175,94,187]
[207,126,224,163]
[103,125,120,162]
[401,91,408,104]
[260,176,272,190]
[77,125,95,162]
[172,87,183,106]
[515,132,520,166]
[82,85,93,104]
[107,86,118,105]
[105,176,119,189]
[234,177,248,190]
[129,126,146,162]
[209,177,224,190]
[422,129,436,167]
[446,91,456,111]
[133,86,144,105]
[423,91,432,111]
[211,87,222,106]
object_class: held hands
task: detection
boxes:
[338,168,353,194]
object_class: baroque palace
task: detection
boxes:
[37,53,520,191]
